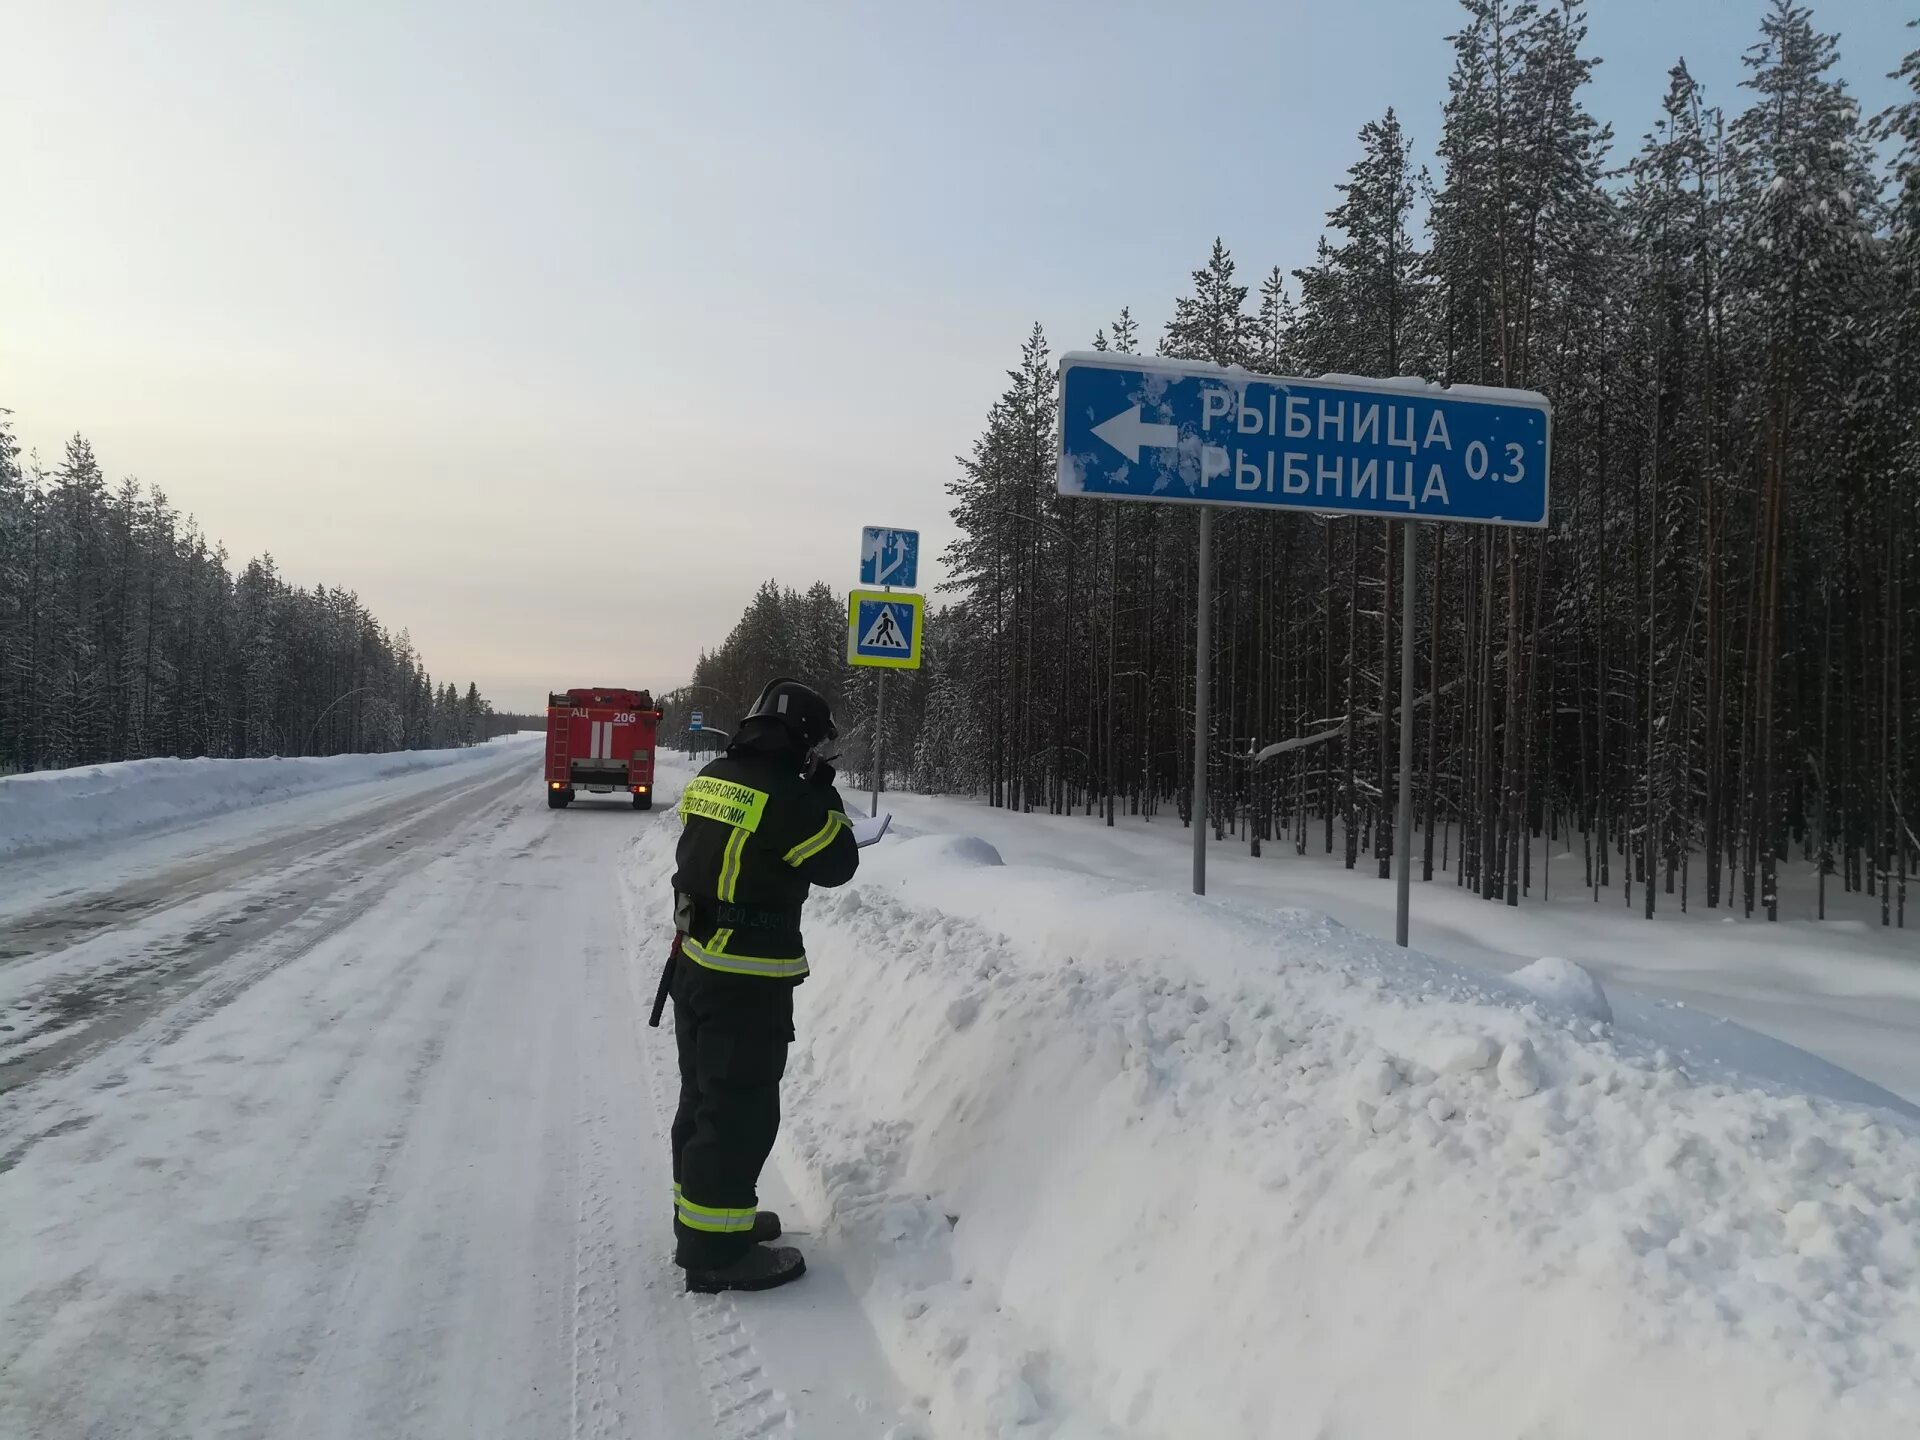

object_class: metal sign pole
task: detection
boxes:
[871,669,885,818]
[1396,520,1419,946]
[1192,505,1213,896]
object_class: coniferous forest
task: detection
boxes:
[681,2,1920,926]
[0,426,502,772]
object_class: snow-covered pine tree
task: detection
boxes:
[1621,61,1720,915]
[1295,107,1436,875]
[1874,24,1920,924]
[1159,242,1250,831]
[1728,0,1879,919]
[0,414,30,772]
[1429,0,1611,903]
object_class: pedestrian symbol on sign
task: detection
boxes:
[847,590,923,670]
[861,605,907,651]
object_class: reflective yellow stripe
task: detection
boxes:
[679,777,771,832]
[676,1193,753,1220]
[783,810,848,866]
[681,935,809,979]
[674,1188,758,1233]
[718,828,748,902]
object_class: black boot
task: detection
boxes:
[684,1244,806,1294]
[751,1210,782,1243]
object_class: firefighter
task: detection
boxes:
[652,677,859,1293]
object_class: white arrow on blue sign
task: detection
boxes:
[1057,353,1550,527]
[860,527,919,588]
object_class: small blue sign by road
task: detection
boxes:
[1057,353,1550,527]
[860,527,920,588]
[689,710,703,732]
[847,589,924,670]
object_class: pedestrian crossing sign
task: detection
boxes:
[847,589,924,670]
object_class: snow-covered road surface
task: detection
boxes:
[7,744,1920,1440]
[0,743,909,1439]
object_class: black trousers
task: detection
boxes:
[668,941,795,1269]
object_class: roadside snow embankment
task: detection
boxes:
[675,828,1920,1440]
[0,736,537,861]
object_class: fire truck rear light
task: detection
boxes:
[549,781,563,790]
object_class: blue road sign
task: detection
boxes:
[847,590,924,670]
[860,527,920,588]
[689,710,703,732]
[1057,353,1550,527]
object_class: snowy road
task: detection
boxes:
[0,744,907,1440]
[8,744,1920,1440]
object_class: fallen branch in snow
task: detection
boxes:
[1248,677,1470,759]
[1888,783,1920,858]
[1236,674,1459,761]
[1247,724,1347,763]
[1386,672,1467,723]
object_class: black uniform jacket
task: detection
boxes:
[670,748,859,978]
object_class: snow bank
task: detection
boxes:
[1509,954,1615,1024]
[684,830,1920,1440]
[0,735,539,861]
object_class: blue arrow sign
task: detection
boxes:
[860,527,919,588]
[1057,353,1550,527]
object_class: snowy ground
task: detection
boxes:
[4,746,1919,1439]
[867,787,1920,1106]
[1,741,911,1439]
[0,735,534,864]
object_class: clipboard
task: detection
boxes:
[850,813,892,849]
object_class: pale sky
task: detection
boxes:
[3,1,1910,712]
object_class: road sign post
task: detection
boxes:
[1057,352,1550,934]
[1193,505,1212,895]
[847,585,924,816]
[1396,524,1418,947]
[872,669,886,818]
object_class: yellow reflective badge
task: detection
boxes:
[678,777,771,832]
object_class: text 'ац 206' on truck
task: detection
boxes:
[545,688,661,810]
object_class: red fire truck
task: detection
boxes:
[545,687,661,810]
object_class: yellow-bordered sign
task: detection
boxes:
[847,590,924,670]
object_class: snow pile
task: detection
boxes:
[626,823,1920,1439]
[1508,954,1615,1025]
[0,735,539,861]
